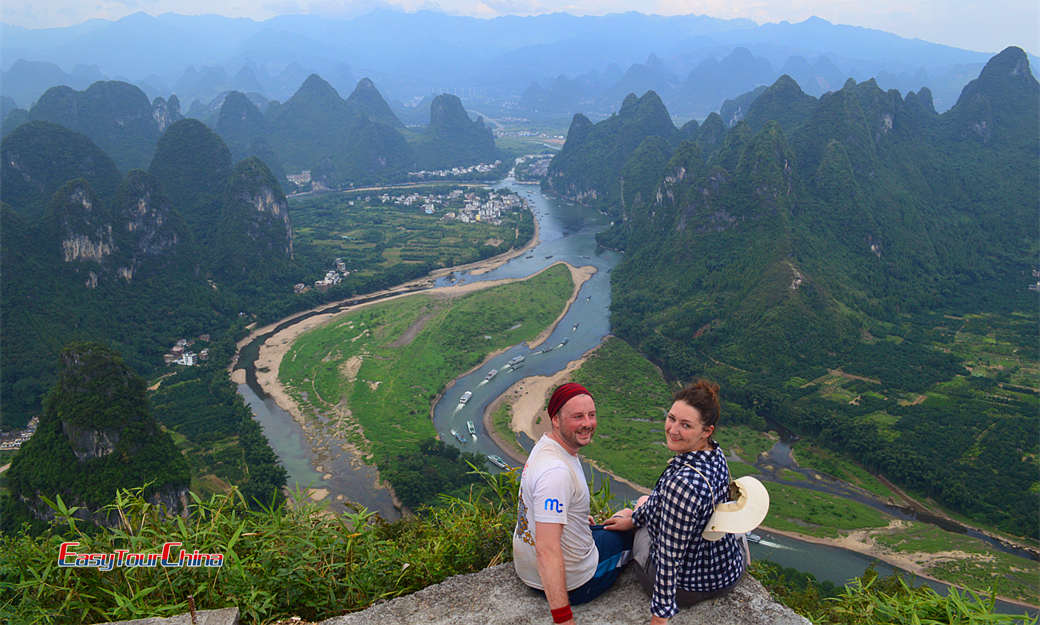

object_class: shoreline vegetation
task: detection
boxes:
[760,525,1040,612]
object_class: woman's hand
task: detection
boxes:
[650,615,669,625]
[603,508,634,531]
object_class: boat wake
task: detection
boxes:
[756,540,794,551]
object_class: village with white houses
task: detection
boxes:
[297,257,351,293]
[162,335,211,367]
[407,160,502,180]
[375,186,525,224]
[0,416,39,451]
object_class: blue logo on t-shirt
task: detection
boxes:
[544,498,563,513]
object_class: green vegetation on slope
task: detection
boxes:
[588,50,1039,537]
[2,478,1032,625]
[0,477,518,625]
[493,334,1039,604]
[1,343,190,532]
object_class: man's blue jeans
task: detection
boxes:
[567,525,634,605]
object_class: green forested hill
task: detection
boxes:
[149,118,234,236]
[29,81,160,172]
[409,94,498,169]
[544,90,678,215]
[0,119,299,429]
[2,343,190,531]
[582,47,1038,535]
[3,74,500,191]
[263,74,416,184]
[1,121,122,218]
[345,77,405,129]
[215,90,269,162]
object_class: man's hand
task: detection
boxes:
[603,508,634,532]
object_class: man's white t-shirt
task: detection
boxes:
[513,434,598,590]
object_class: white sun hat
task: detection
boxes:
[702,475,770,541]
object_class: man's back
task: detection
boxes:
[513,434,597,590]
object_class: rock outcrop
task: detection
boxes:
[318,563,810,625]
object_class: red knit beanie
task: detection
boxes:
[547,382,592,418]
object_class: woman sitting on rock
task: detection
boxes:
[604,380,747,624]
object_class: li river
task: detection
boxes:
[235,175,1034,616]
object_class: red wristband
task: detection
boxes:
[551,605,573,623]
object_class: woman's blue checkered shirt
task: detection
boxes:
[631,443,746,618]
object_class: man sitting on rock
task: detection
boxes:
[513,382,634,624]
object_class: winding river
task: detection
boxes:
[236,176,1035,617]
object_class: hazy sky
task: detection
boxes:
[1,0,1036,54]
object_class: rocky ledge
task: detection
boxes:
[319,563,810,625]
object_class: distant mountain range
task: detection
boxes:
[2,74,498,186]
[2,11,1036,122]
[548,47,1039,537]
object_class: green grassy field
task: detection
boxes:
[715,425,777,465]
[490,401,525,457]
[872,522,1039,603]
[280,263,575,461]
[763,481,891,538]
[791,444,895,498]
[789,309,1038,541]
[290,186,530,278]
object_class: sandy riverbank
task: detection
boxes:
[760,523,1040,610]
